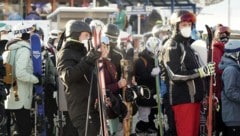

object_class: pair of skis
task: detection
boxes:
[31,34,46,136]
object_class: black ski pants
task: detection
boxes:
[12,108,32,136]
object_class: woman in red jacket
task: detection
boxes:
[212,24,231,135]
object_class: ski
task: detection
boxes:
[86,20,109,136]
[154,44,163,136]
[205,25,214,136]
[31,33,46,136]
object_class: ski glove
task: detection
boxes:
[151,66,161,76]
[85,49,101,65]
[197,62,215,78]
[34,73,42,86]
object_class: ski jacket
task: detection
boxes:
[108,46,123,80]
[25,11,41,20]
[218,55,240,126]
[57,41,98,128]
[162,34,205,106]
[134,49,157,107]
[103,58,119,93]
[114,10,127,30]
[213,41,224,99]
[4,40,39,109]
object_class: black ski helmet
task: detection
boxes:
[65,20,91,40]
[170,10,196,34]
[103,24,120,43]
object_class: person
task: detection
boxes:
[218,40,240,136]
[134,36,161,135]
[100,36,127,135]
[0,23,12,54]
[25,5,42,20]
[161,10,215,136]
[212,24,231,135]
[3,22,40,136]
[103,23,123,80]
[7,6,23,20]
[152,24,171,45]
[56,20,101,136]
[114,4,127,31]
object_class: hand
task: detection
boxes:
[151,66,161,76]
[34,73,42,86]
[85,49,101,65]
[198,62,215,78]
[118,78,127,88]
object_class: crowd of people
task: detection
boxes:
[0,4,239,136]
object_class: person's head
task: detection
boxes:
[145,36,161,58]
[152,24,171,40]
[170,10,196,38]
[103,24,120,48]
[0,23,12,40]
[214,24,231,44]
[12,22,33,40]
[48,29,62,47]
[224,40,240,64]
[100,36,110,58]
[65,20,91,43]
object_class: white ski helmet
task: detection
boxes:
[146,36,161,54]
[12,22,33,38]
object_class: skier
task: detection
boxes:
[212,24,231,135]
[161,10,215,136]
[57,20,101,136]
[0,23,12,54]
[114,4,127,31]
[103,23,123,81]
[218,40,240,136]
[134,36,161,135]
[4,22,40,136]
[25,5,42,20]
[100,36,127,135]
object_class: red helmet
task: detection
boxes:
[170,10,196,26]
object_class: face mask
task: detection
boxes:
[219,36,229,44]
[180,27,192,38]
[80,39,89,49]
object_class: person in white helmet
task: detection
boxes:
[3,22,40,136]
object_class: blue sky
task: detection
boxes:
[196,0,240,30]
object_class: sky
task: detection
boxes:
[196,0,240,30]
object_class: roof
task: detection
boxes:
[107,0,196,13]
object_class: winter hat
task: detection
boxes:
[224,40,240,53]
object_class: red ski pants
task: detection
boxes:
[172,103,200,136]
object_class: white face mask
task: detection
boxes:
[80,39,89,49]
[180,27,192,38]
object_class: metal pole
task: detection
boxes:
[52,0,56,12]
[228,0,230,26]
[137,14,141,35]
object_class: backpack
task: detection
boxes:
[2,46,28,85]
[2,49,17,85]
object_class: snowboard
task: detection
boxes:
[31,33,46,136]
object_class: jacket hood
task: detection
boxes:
[218,54,240,70]
[6,39,30,50]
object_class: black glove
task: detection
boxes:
[85,49,101,65]
[34,73,42,86]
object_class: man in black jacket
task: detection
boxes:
[57,20,101,136]
[161,10,215,136]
